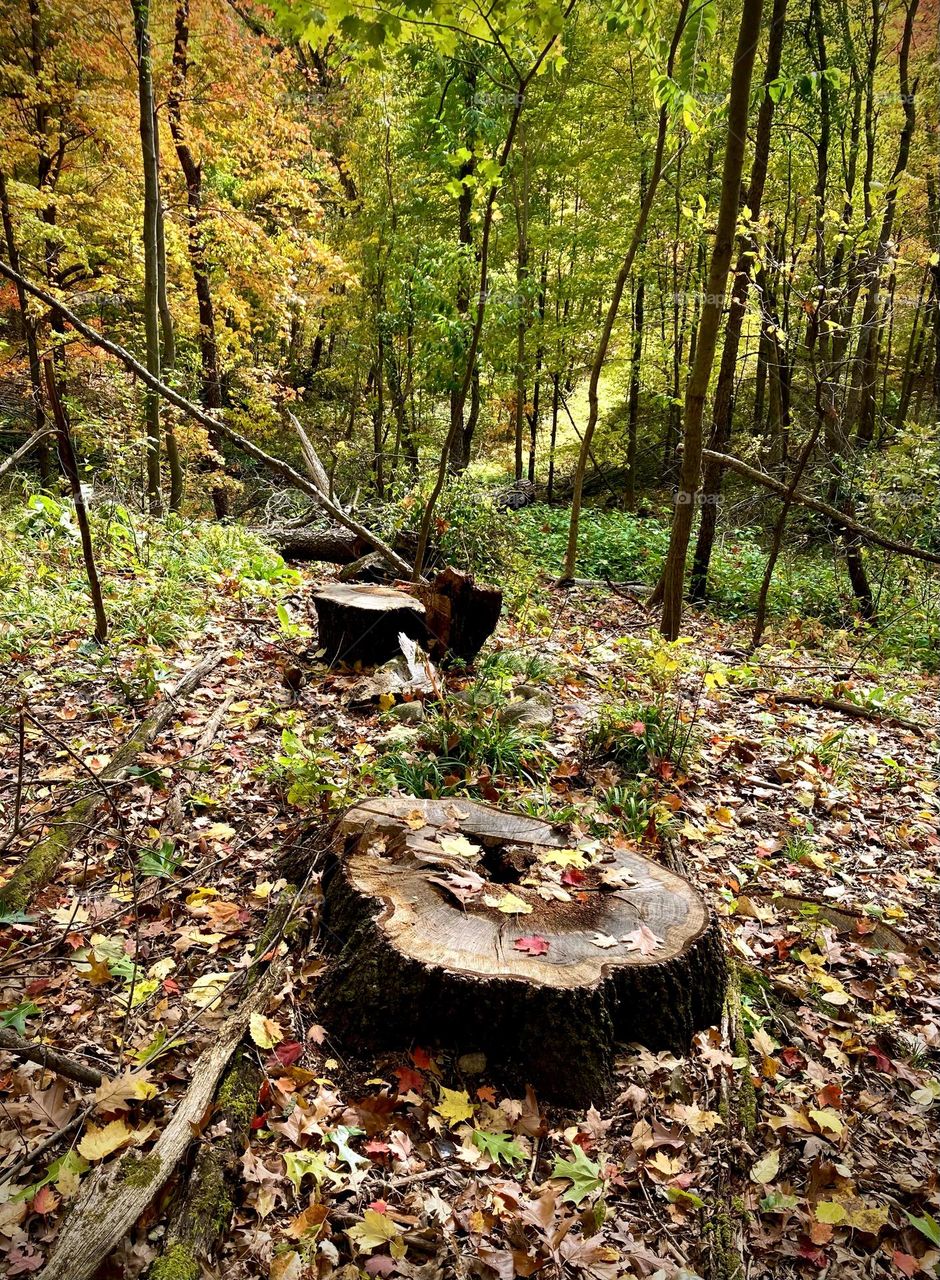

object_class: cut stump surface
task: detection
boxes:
[313,583,426,666]
[319,796,726,1104]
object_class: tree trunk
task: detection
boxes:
[168,0,228,520]
[625,273,644,511]
[658,0,765,639]
[131,0,164,516]
[42,359,107,643]
[319,796,725,1105]
[688,0,788,601]
[561,1,690,581]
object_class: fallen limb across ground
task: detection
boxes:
[0,1029,103,1088]
[0,260,417,580]
[0,650,221,912]
[37,963,282,1280]
[702,448,940,568]
[738,685,930,736]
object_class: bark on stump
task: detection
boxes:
[319,796,726,1105]
[312,584,427,666]
[404,567,502,663]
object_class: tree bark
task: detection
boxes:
[688,0,788,601]
[131,0,164,516]
[658,0,765,639]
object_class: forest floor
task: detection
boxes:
[1,560,938,1280]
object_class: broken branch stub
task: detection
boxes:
[318,797,726,1105]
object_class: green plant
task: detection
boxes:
[597,783,655,839]
[267,727,362,811]
[423,704,547,781]
[138,839,181,879]
[586,700,690,778]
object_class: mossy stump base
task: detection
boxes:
[319,797,726,1105]
[312,583,427,666]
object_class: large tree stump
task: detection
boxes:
[312,583,427,666]
[319,797,726,1105]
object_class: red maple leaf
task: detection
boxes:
[514,935,550,956]
[561,867,586,887]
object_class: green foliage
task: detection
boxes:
[268,727,363,811]
[471,1129,526,1167]
[138,840,182,879]
[596,783,654,839]
[0,499,297,658]
[586,701,688,778]
[423,702,547,781]
[551,1142,605,1204]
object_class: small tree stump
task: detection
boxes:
[405,567,502,662]
[319,797,726,1104]
[313,584,427,666]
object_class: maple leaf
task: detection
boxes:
[588,932,619,949]
[622,924,663,955]
[513,934,550,956]
[285,1202,328,1240]
[539,848,587,869]
[78,1118,153,1161]
[92,1069,156,1113]
[347,1208,405,1257]
[435,1086,474,1126]
[282,1149,334,1192]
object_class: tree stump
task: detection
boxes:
[319,796,726,1105]
[312,584,427,666]
[405,567,502,663]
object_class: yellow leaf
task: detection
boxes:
[78,1118,152,1161]
[378,692,396,712]
[539,848,587,868]
[845,1201,889,1233]
[439,835,481,859]
[347,1208,405,1257]
[187,971,232,1008]
[714,806,734,825]
[750,1149,780,1184]
[483,891,532,915]
[815,1201,847,1224]
[809,1108,844,1135]
[435,1086,474,1127]
[185,887,219,907]
[249,1012,285,1050]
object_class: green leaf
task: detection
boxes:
[551,1141,604,1204]
[904,1211,940,1247]
[283,1149,333,1192]
[0,1000,41,1035]
[471,1129,526,1167]
[138,840,180,879]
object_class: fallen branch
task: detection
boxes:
[283,407,338,508]
[263,523,363,563]
[0,428,55,481]
[0,651,221,912]
[702,448,940,568]
[160,694,232,835]
[0,260,416,579]
[37,964,281,1280]
[0,1111,88,1187]
[0,1029,104,1088]
[739,686,928,736]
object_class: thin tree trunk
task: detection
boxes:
[561,0,691,581]
[168,0,228,519]
[658,0,765,639]
[625,274,644,511]
[131,0,163,515]
[688,0,788,601]
[42,359,107,643]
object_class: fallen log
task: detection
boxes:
[0,651,222,913]
[318,796,726,1105]
[0,427,55,481]
[738,686,929,736]
[0,261,417,580]
[313,583,427,666]
[264,523,363,563]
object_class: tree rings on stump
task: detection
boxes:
[312,584,427,666]
[319,796,726,1105]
